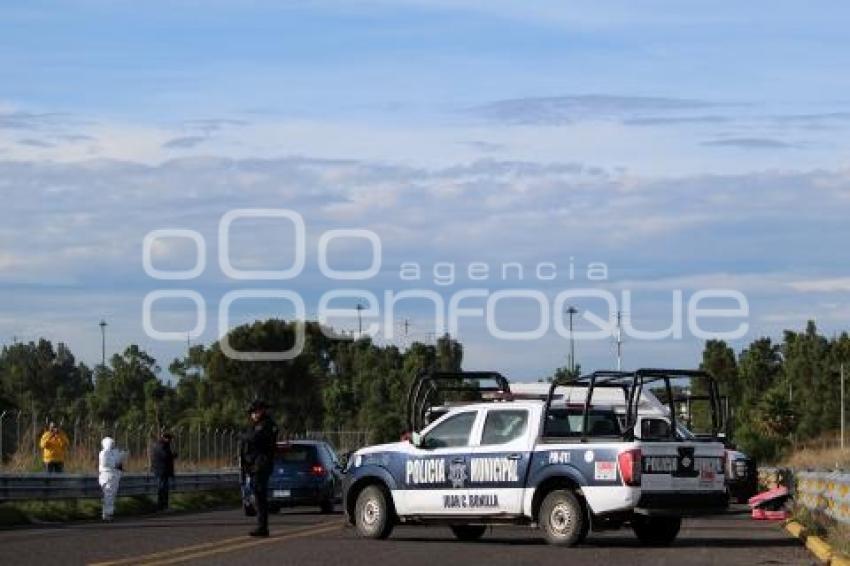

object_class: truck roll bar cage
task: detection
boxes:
[543,368,722,442]
[672,392,729,437]
[405,370,511,433]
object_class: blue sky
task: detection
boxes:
[1,1,850,379]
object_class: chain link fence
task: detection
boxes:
[0,411,369,473]
[280,430,371,456]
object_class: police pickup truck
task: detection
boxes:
[342,369,728,546]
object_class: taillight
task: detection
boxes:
[310,464,326,477]
[618,448,641,486]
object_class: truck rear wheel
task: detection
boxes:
[632,515,681,546]
[539,489,586,546]
[450,524,487,541]
[354,485,394,539]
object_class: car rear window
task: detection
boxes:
[545,409,622,438]
[275,444,318,463]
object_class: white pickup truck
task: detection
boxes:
[342,369,728,546]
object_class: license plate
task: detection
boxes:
[273,490,290,498]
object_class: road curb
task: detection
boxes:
[785,520,805,539]
[784,520,850,565]
[807,535,834,563]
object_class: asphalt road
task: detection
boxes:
[0,505,813,565]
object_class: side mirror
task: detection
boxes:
[338,452,350,470]
[410,432,423,448]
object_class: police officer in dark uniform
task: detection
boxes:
[243,400,278,537]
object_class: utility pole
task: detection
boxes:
[842,363,845,450]
[565,306,578,374]
[616,310,623,371]
[98,320,107,367]
[355,303,364,338]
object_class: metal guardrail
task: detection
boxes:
[0,471,239,501]
[796,470,850,525]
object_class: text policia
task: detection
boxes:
[142,209,749,361]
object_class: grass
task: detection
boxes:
[2,451,234,474]
[782,439,850,559]
[792,505,850,561]
[779,431,850,470]
[828,523,850,558]
[782,446,850,471]
[0,489,241,528]
[793,505,828,538]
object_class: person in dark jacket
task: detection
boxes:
[150,432,176,511]
[243,400,278,537]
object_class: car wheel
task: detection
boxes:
[354,485,394,539]
[320,499,335,514]
[632,515,681,546]
[450,525,487,541]
[538,489,586,546]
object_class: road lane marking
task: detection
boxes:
[87,534,252,566]
[87,521,341,566]
[138,523,342,565]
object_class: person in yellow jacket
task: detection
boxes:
[39,422,70,473]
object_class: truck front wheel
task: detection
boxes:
[632,515,681,546]
[354,485,394,539]
[539,489,586,546]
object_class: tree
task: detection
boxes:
[783,321,831,440]
[89,345,161,425]
[0,339,92,421]
[757,386,796,438]
[738,337,783,418]
[694,340,738,433]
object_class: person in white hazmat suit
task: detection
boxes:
[99,437,125,521]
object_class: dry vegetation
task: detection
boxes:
[781,432,850,471]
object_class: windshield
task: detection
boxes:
[274,444,318,466]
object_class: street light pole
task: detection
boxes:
[565,306,578,374]
[99,320,107,367]
[355,303,364,338]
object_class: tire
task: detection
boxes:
[631,515,681,546]
[577,507,591,544]
[450,524,487,541]
[538,490,586,546]
[243,502,257,517]
[320,499,335,514]
[354,485,394,539]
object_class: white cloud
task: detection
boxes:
[788,277,850,293]
[0,153,848,371]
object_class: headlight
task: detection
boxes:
[728,457,749,479]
